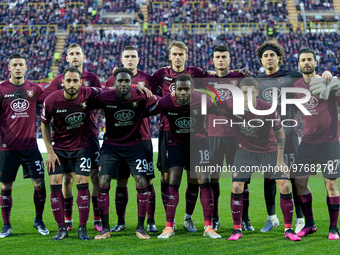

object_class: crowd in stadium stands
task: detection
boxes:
[0,0,99,29]
[0,33,56,80]
[148,0,288,26]
[102,0,140,13]
[297,0,334,11]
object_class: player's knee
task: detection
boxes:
[1,182,13,190]
[90,169,99,185]
[325,179,339,196]
[135,175,147,188]
[161,172,169,183]
[117,178,128,187]
[277,180,291,194]
[63,173,74,186]
[32,178,45,188]
[232,182,244,194]
[99,175,111,187]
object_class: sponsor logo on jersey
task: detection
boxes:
[175,117,196,128]
[303,96,318,109]
[10,98,29,112]
[26,90,34,98]
[164,77,173,81]
[65,112,86,124]
[262,88,281,101]
[56,109,67,113]
[167,112,178,115]
[106,105,117,108]
[216,88,232,101]
[114,110,135,121]
[4,94,15,98]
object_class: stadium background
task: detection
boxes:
[1,0,340,253]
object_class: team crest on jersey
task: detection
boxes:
[278,77,285,84]
[83,81,90,87]
[137,81,145,87]
[131,101,139,108]
[26,90,34,97]
[80,100,88,109]
[303,96,318,109]
[169,83,175,93]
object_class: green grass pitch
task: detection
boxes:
[1,153,339,254]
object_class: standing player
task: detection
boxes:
[255,42,305,233]
[153,74,221,239]
[0,53,48,238]
[293,48,340,240]
[256,42,333,233]
[44,43,103,232]
[203,45,253,231]
[105,46,158,233]
[94,68,159,240]
[152,41,207,232]
[224,77,300,241]
[41,67,101,240]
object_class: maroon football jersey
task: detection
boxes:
[149,92,214,145]
[222,99,283,153]
[43,71,102,136]
[200,72,244,137]
[294,78,340,144]
[0,80,45,150]
[105,70,158,140]
[41,87,100,150]
[152,66,206,131]
[94,89,159,146]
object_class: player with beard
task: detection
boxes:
[153,74,221,239]
[255,42,332,233]
[41,67,101,240]
[44,43,103,233]
[200,45,253,231]
[105,46,158,233]
[224,77,300,242]
[94,68,159,240]
[293,48,340,240]
[0,53,48,238]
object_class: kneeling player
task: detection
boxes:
[223,77,300,241]
[41,67,100,240]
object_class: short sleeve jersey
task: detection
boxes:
[0,80,45,150]
[41,87,100,151]
[198,72,244,137]
[43,71,102,136]
[94,89,159,146]
[105,70,158,140]
[152,66,206,131]
[256,70,302,135]
[294,77,340,144]
[149,92,214,145]
[222,98,283,153]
